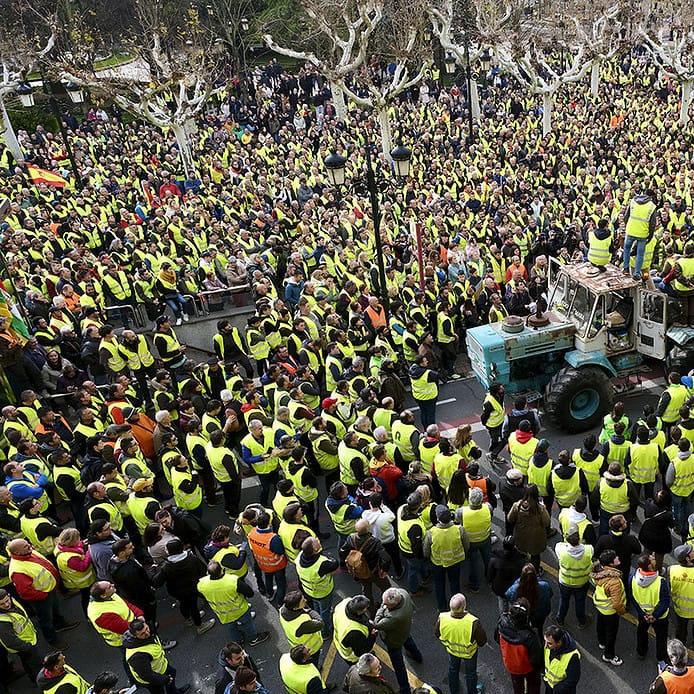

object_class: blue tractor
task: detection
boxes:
[465,260,694,433]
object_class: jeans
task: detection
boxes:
[388,636,421,694]
[622,234,648,278]
[263,568,287,606]
[432,563,462,612]
[557,583,588,624]
[310,593,334,637]
[671,494,692,536]
[637,615,668,661]
[674,613,694,645]
[448,651,478,694]
[257,469,280,507]
[32,592,67,644]
[596,611,620,658]
[165,294,188,319]
[466,539,491,590]
[486,425,506,458]
[510,671,540,694]
[225,608,257,643]
[405,556,431,593]
[416,398,437,429]
[219,480,241,516]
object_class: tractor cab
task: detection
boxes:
[547,260,668,361]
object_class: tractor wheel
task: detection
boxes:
[545,366,613,433]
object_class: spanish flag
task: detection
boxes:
[26,164,67,188]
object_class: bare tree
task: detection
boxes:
[265,0,432,156]
[23,0,227,177]
[640,2,694,125]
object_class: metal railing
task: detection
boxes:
[105,303,146,327]
[186,285,253,316]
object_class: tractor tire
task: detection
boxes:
[545,366,613,434]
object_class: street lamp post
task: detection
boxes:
[480,48,492,89]
[325,140,411,310]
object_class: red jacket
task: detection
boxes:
[93,599,144,635]
[370,462,403,502]
[10,552,60,601]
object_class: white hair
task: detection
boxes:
[155,410,169,423]
[450,593,467,615]
[356,653,379,676]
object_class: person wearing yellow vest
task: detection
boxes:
[98,324,129,378]
[656,372,691,433]
[0,588,41,684]
[123,618,190,693]
[87,580,144,651]
[36,651,91,694]
[557,496,597,546]
[169,455,203,517]
[555,525,594,629]
[197,561,270,647]
[241,419,280,507]
[408,355,439,429]
[391,410,420,464]
[571,434,606,517]
[631,552,670,663]
[671,241,694,326]
[332,595,376,664]
[279,591,324,664]
[3,461,50,512]
[599,420,631,471]
[666,439,694,537]
[436,592,487,694]
[8,538,78,648]
[18,497,61,557]
[547,450,590,516]
[51,449,88,535]
[649,637,694,694]
[460,488,493,593]
[279,502,317,562]
[542,624,581,694]
[587,218,614,269]
[0,485,21,538]
[396,492,431,596]
[626,426,663,502]
[279,645,326,694]
[622,189,657,280]
[423,505,470,612]
[592,462,639,536]
[126,478,161,536]
[590,548,627,667]
[206,429,242,518]
[119,330,157,406]
[153,315,187,375]
[668,544,694,646]
[507,421,538,479]
[54,528,96,616]
[480,383,507,467]
[203,524,249,580]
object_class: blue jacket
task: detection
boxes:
[505,577,553,626]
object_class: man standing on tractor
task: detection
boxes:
[622,187,657,281]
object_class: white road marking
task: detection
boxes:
[410,397,457,411]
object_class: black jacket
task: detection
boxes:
[494,612,543,671]
[487,545,528,596]
[152,550,207,598]
[109,556,156,608]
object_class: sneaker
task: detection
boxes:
[621,268,631,276]
[598,643,605,650]
[250,610,256,619]
[175,317,182,326]
[196,618,216,635]
[182,313,189,322]
[248,631,270,646]
[56,621,80,632]
[602,655,623,666]
[161,639,177,651]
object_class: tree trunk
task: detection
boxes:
[377,107,393,159]
[470,80,481,120]
[542,93,553,137]
[330,82,348,122]
[590,63,600,97]
[170,122,196,179]
[680,79,694,126]
[0,97,24,164]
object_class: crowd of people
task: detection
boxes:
[1,48,694,694]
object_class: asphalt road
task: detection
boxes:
[9,373,673,694]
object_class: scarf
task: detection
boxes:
[158,267,177,288]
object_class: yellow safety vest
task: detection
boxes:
[571,450,604,491]
[171,467,202,511]
[628,442,659,484]
[211,544,248,579]
[604,439,630,467]
[508,436,538,476]
[87,594,136,646]
[461,506,492,543]
[673,256,694,293]
[544,647,580,689]
[587,231,612,266]
[99,338,127,372]
[205,443,236,483]
[430,524,465,568]
[280,610,323,654]
[241,430,278,475]
[122,335,155,369]
[625,200,655,239]
[551,468,581,508]
[411,370,438,401]
[126,639,169,684]
[127,494,159,534]
[42,665,90,694]
[593,580,625,615]
[631,574,669,617]
[337,441,368,487]
[279,653,324,694]
[482,394,505,429]
[433,452,460,493]
[662,384,689,424]
[0,601,37,652]
[333,597,368,663]
[528,459,552,497]
[392,421,418,462]
[103,271,130,300]
[9,556,57,593]
[197,574,249,623]
[55,548,96,589]
[286,465,318,503]
[278,521,316,562]
[53,465,86,501]
[437,313,456,343]
[599,478,629,514]
[418,440,440,476]
[669,565,694,618]
[558,511,591,543]
[558,545,593,587]
[670,453,694,497]
[295,555,334,599]
[438,612,478,659]
[397,507,426,554]
[20,516,56,556]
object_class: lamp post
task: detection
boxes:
[325,140,411,310]
[480,48,491,88]
[460,38,475,145]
